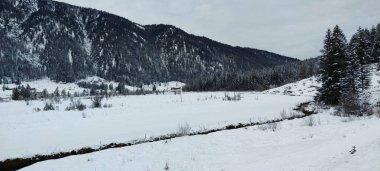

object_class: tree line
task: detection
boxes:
[183,58,318,91]
[317,23,380,116]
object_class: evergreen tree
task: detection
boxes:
[12,88,20,100]
[354,28,372,91]
[340,34,361,115]
[116,83,127,95]
[25,84,32,99]
[90,87,96,96]
[61,89,67,98]
[54,87,60,97]
[153,84,157,92]
[318,26,347,105]
[372,24,380,65]
[42,88,49,98]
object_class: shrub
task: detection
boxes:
[257,124,268,131]
[340,116,356,123]
[268,122,280,132]
[164,162,169,170]
[34,107,41,112]
[280,109,288,119]
[66,99,87,111]
[257,122,280,132]
[303,116,320,127]
[103,103,112,108]
[43,102,55,111]
[91,96,103,108]
[223,92,242,101]
[177,123,192,136]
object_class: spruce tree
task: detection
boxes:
[340,34,361,115]
[54,87,60,97]
[372,24,380,65]
[42,88,48,98]
[354,28,372,91]
[12,88,20,100]
[318,26,347,105]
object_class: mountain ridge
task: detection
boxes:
[0,0,299,85]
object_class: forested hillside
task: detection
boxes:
[0,0,297,85]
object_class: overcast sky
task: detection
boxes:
[56,0,380,59]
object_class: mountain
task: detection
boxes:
[0,0,298,85]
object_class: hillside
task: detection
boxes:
[0,0,297,85]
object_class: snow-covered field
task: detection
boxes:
[0,92,311,161]
[21,113,380,171]
[2,68,380,170]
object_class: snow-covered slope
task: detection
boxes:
[0,78,86,98]
[264,76,320,96]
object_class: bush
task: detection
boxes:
[223,92,242,101]
[91,96,103,108]
[280,109,288,119]
[34,107,41,112]
[164,162,169,170]
[257,122,280,132]
[177,123,192,136]
[268,122,280,132]
[303,116,320,127]
[340,116,357,123]
[66,99,87,111]
[43,102,55,111]
[103,103,112,108]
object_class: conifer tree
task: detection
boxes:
[317,26,347,105]
[12,88,20,100]
[354,28,372,91]
[340,33,361,115]
[54,87,60,97]
[372,24,380,65]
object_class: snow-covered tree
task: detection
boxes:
[372,24,380,66]
[353,28,372,91]
[317,26,347,105]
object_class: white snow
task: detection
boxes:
[264,76,320,96]
[68,49,73,64]
[142,81,185,91]
[0,92,311,161]
[21,113,380,171]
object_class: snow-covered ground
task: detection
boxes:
[142,81,185,91]
[21,113,380,171]
[2,67,380,170]
[0,92,311,161]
